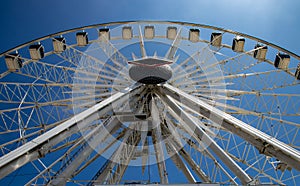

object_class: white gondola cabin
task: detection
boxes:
[188,29,200,42]
[254,44,267,60]
[232,36,245,52]
[122,26,133,40]
[29,43,44,60]
[144,26,154,39]
[5,52,22,71]
[76,31,88,46]
[99,28,110,41]
[274,53,290,70]
[167,27,177,40]
[210,32,222,47]
[53,37,66,53]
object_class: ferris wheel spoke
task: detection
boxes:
[184,91,300,137]
[160,84,300,171]
[171,50,199,74]
[175,68,300,93]
[186,69,280,87]
[173,123,238,184]
[66,92,115,102]
[27,134,92,185]
[161,119,213,183]
[164,139,196,183]
[0,116,69,143]
[193,93,239,101]
[206,95,300,119]
[226,71,300,92]
[172,32,225,76]
[74,129,126,183]
[227,106,300,117]
[184,87,300,98]
[0,82,70,104]
[89,127,131,185]
[57,45,127,79]
[181,88,300,118]
[0,71,11,80]
[221,55,262,75]
[194,47,258,75]
[16,59,74,84]
[96,37,130,72]
[46,116,121,185]
[0,107,68,144]
[152,125,169,184]
[53,36,122,75]
[156,90,253,184]
[171,48,223,82]
[73,74,130,86]
[65,90,118,101]
[12,72,57,84]
[100,125,138,184]
[227,150,286,185]
[225,136,298,184]
[112,130,141,184]
[37,59,123,84]
[165,27,182,60]
[138,25,147,58]
[52,54,130,86]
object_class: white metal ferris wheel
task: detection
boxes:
[0,21,300,185]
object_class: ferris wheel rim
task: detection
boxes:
[1,20,300,60]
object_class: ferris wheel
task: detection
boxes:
[0,21,299,185]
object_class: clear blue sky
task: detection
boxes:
[0,0,300,55]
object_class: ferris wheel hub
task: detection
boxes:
[128,57,173,84]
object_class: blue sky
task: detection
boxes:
[0,0,300,55]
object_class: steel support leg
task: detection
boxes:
[155,90,253,185]
[151,98,169,184]
[164,135,196,183]
[162,118,212,183]
[165,112,239,185]
[97,125,137,184]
